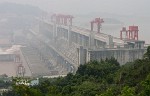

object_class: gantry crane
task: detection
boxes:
[90,18,104,33]
[120,26,139,40]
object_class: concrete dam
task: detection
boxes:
[20,14,147,76]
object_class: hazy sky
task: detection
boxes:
[0,0,149,16]
[0,0,150,43]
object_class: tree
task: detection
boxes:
[143,46,150,60]
[139,74,150,96]
[120,86,135,96]
[97,88,114,96]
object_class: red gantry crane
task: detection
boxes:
[91,18,104,33]
[120,27,128,40]
[129,26,139,40]
[120,26,139,40]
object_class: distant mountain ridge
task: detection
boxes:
[0,2,45,16]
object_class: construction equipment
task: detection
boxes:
[129,26,139,40]
[120,26,139,40]
[120,27,128,40]
[91,18,104,33]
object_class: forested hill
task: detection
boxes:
[0,2,45,16]
[3,47,150,96]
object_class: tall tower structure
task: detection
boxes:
[15,53,26,77]
[120,27,128,40]
[128,26,139,40]
[90,18,104,33]
[17,64,25,77]
[120,26,139,40]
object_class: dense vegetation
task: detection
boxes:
[2,47,150,96]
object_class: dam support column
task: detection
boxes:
[86,50,91,63]
[53,23,58,42]
[77,46,87,66]
[108,35,114,48]
[68,25,72,45]
[89,31,95,49]
[76,34,80,45]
